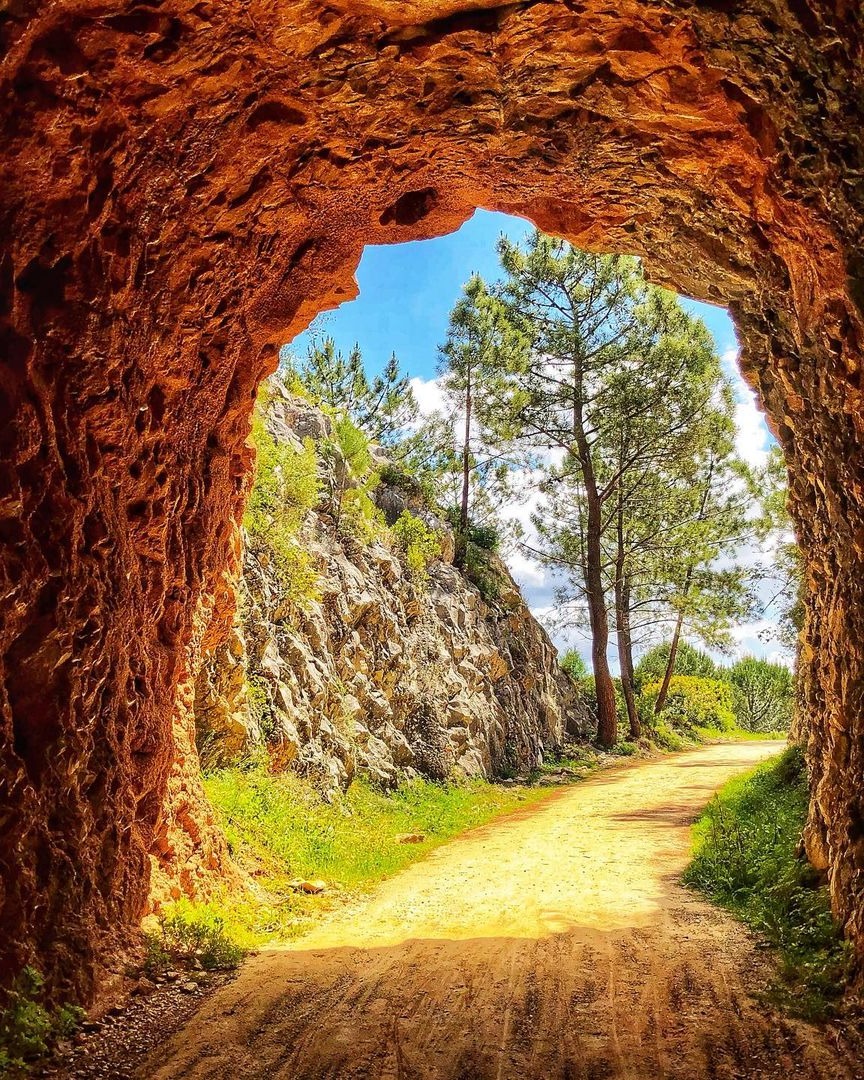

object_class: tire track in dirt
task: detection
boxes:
[144,743,861,1080]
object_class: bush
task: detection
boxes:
[684,746,851,1018]
[634,640,718,691]
[391,510,441,580]
[462,542,507,603]
[245,409,320,607]
[560,650,588,682]
[377,462,424,499]
[0,967,84,1073]
[444,508,501,552]
[329,414,387,542]
[728,656,794,732]
[641,674,736,734]
[144,904,246,975]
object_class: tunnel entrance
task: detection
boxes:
[1,0,861,1004]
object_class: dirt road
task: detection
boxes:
[145,743,858,1080]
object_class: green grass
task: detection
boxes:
[684,745,852,1019]
[160,768,552,950]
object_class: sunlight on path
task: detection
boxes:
[146,742,856,1080]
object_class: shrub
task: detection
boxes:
[649,717,687,751]
[463,544,495,601]
[245,409,320,607]
[144,904,246,975]
[0,967,84,1073]
[684,746,851,1018]
[633,640,718,691]
[377,461,424,500]
[560,650,588,682]
[641,675,736,734]
[391,510,441,580]
[728,656,794,732]
[444,508,501,552]
[613,740,639,756]
[328,415,387,542]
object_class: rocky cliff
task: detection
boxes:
[195,380,589,792]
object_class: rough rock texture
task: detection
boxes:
[195,383,587,791]
[1,0,863,998]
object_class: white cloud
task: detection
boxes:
[409,375,447,418]
[722,347,771,470]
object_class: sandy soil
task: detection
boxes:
[143,742,860,1080]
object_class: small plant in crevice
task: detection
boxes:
[245,673,276,742]
[462,541,505,603]
[325,414,387,543]
[0,967,84,1075]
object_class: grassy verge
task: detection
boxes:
[146,768,551,968]
[683,745,852,1019]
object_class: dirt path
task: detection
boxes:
[144,743,858,1080]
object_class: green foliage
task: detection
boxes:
[377,462,425,503]
[201,766,549,943]
[752,447,804,652]
[642,675,736,735]
[463,542,505,603]
[245,410,320,606]
[246,675,275,742]
[684,747,851,1018]
[613,740,639,757]
[728,655,794,732]
[649,718,688,752]
[444,507,501,552]
[0,967,84,1074]
[560,650,589,682]
[143,904,245,975]
[633,640,718,691]
[284,338,418,445]
[327,414,386,542]
[391,510,441,580]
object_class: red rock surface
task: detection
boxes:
[0,0,862,998]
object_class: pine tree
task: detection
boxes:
[284,337,418,445]
[479,232,756,746]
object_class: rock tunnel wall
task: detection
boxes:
[0,0,862,997]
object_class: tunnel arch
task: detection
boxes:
[1,0,862,998]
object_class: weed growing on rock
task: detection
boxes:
[684,746,852,1019]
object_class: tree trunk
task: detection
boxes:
[614,487,640,739]
[616,587,640,740]
[654,458,715,714]
[654,610,684,714]
[455,363,472,568]
[584,482,617,746]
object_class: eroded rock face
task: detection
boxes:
[196,381,588,790]
[1,0,862,996]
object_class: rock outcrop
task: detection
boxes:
[1,0,863,999]
[196,381,588,793]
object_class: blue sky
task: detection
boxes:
[285,210,786,668]
[290,210,741,381]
